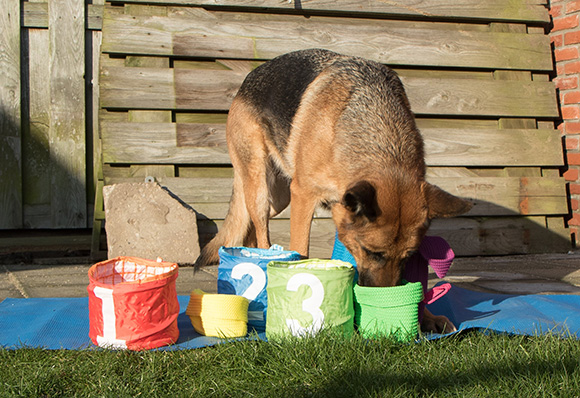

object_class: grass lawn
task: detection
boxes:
[1,330,579,397]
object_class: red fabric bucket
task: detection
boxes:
[87,256,179,350]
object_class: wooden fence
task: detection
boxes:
[0,0,103,230]
[0,0,573,258]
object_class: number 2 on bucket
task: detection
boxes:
[231,263,267,321]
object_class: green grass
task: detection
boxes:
[1,331,579,397]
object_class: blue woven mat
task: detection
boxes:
[1,285,578,350]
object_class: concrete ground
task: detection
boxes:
[1,252,579,301]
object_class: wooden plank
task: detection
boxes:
[101,10,553,70]
[101,175,567,217]
[103,164,175,179]
[22,25,52,228]
[22,2,103,30]
[49,0,87,227]
[428,176,568,216]
[423,128,563,166]
[120,0,550,23]
[91,0,105,222]
[197,215,570,259]
[428,216,572,255]
[101,122,231,164]
[22,1,48,28]
[101,121,563,167]
[399,76,558,118]
[0,0,23,228]
[100,67,559,118]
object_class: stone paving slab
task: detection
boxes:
[0,263,220,301]
[1,252,579,302]
[429,252,580,295]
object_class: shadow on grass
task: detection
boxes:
[309,333,580,397]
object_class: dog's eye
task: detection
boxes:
[362,247,384,261]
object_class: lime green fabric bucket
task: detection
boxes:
[266,259,355,339]
[353,281,423,342]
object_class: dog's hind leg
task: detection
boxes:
[194,98,269,267]
[194,172,252,267]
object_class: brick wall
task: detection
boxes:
[550,0,580,247]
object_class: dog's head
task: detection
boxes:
[332,177,472,287]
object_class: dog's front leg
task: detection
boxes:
[421,308,457,334]
[289,179,318,258]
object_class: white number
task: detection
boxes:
[285,273,325,337]
[93,286,127,349]
[231,263,267,321]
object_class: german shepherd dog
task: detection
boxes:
[195,49,472,333]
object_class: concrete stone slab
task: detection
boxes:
[1,264,91,298]
[0,265,25,299]
[0,263,217,302]
[103,183,200,265]
[0,252,578,302]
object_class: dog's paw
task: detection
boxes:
[421,308,457,334]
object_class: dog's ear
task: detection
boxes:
[423,182,473,219]
[342,181,379,221]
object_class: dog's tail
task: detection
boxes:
[194,176,251,268]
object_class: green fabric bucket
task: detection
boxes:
[353,281,423,342]
[266,259,355,339]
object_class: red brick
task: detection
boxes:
[564,168,580,181]
[570,183,580,194]
[567,136,580,150]
[564,91,580,104]
[566,0,580,14]
[554,76,579,90]
[565,30,580,45]
[571,198,579,211]
[568,152,580,165]
[565,61,580,74]
[562,105,580,119]
[568,212,580,226]
[550,3,563,17]
[552,14,579,32]
[565,121,580,134]
[555,47,579,62]
[552,33,564,47]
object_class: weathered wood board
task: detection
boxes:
[0,0,23,228]
[99,66,558,118]
[48,0,87,228]
[100,121,563,167]
[106,0,551,24]
[100,9,552,70]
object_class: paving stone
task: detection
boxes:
[103,182,200,265]
[0,252,578,302]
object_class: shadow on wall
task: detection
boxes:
[0,106,87,230]
[0,21,90,230]
[0,106,23,229]
[190,192,574,260]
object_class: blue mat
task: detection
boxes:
[0,285,578,350]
